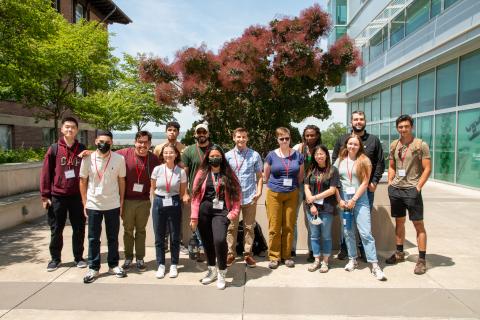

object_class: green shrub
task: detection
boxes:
[0,148,47,164]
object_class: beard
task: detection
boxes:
[352,124,366,133]
[195,136,208,144]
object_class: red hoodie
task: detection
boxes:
[40,138,86,198]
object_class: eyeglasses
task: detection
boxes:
[278,137,290,142]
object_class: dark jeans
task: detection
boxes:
[87,208,120,271]
[47,194,85,262]
[197,200,230,270]
[152,195,181,265]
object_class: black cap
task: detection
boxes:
[96,130,113,138]
[166,121,180,130]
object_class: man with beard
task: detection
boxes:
[116,131,160,272]
[332,111,384,261]
[181,123,213,261]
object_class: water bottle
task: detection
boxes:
[188,232,199,260]
[343,209,352,231]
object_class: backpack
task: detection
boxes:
[235,220,268,257]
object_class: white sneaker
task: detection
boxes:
[372,266,387,281]
[108,266,126,278]
[201,266,217,285]
[217,269,227,290]
[169,265,178,278]
[344,258,358,272]
[156,265,165,279]
[83,269,99,284]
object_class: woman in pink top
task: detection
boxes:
[190,145,241,290]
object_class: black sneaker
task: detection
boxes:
[307,251,315,263]
[290,251,297,257]
[337,243,348,260]
[47,260,61,272]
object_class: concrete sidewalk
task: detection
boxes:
[0,182,479,319]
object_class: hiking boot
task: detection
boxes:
[108,266,127,278]
[385,251,405,265]
[284,259,295,268]
[319,261,329,273]
[217,269,227,290]
[156,265,165,279]
[47,260,61,272]
[83,269,98,284]
[136,259,146,272]
[414,258,427,275]
[372,266,387,281]
[201,266,217,284]
[268,260,279,269]
[344,258,358,272]
[122,259,132,270]
[244,255,256,268]
[75,259,87,269]
[308,259,321,272]
[226,254,235,267]
[169,265,178,278]
[307,251,315,263]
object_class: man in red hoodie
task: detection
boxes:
[40,117,87,272]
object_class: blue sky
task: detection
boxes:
[109,0,346,133]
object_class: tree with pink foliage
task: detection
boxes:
[140,4,361,155]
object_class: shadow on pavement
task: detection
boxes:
[408,253,455,269]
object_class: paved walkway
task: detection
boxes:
[1,182,480,319]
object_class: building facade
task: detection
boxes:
[0,0,131,149]
[326,0,480,189]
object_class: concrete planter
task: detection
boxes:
[0,162,42,198]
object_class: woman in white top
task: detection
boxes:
[150,144,187,279]
[334,134,386,281]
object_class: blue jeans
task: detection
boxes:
[87,208,120,271]
[152,195,181,265]
[340,191,378,263]
[306,207,333,257]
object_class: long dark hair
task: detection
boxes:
[192,145,240,202]
[306,145,333,182]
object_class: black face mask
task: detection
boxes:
[209,157,222,167]
[97,142,111,154]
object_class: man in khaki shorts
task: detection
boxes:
[225,128,263,267]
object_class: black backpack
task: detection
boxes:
[235,220,268,257]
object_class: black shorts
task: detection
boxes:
[388,186,424,221]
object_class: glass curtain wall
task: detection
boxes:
[434,112,456,182]
[457,109,480,188]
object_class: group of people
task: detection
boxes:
[40,111,431,289]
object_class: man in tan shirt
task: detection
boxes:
[387,115,431,275]
[153,121,185,158]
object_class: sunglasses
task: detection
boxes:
[278,137,290,142]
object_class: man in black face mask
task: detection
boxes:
[181,123,213,261]
[79,130,127,283]
[332,111,385,261]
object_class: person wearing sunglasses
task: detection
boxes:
[189,145,241,289]
[264,127,304,269]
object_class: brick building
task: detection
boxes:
[0,0,131,149]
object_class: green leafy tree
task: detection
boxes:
[321,122,347,150]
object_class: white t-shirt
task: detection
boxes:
[151,164,187,196]
[79,151,126,210]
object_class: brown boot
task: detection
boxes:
[226,253,235,267]
[414,258,427,275]
[385,251,405,264]
[244,254,256,268]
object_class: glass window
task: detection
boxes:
[371,92,380,121]
[380,122,390,169]
[75,3,85,22]
[418,70,435,113]
[405,0,429,36]
[347,102,353,121]
[369,30,384,61]
[370,124,380,136]
[402,76,417,115]
[42,128,56,147]
[391,84,401,119]
[434,112,456,182]
[0,125,12,150]
[362,45,369,65]
[444,0,459,9]
[390,121,398,146]
[79,130,88,146]
[336,26,347,40]
[380,88,391,120]
[417,116,433,149]
[382,26,389,52]
[366,125,372,134]
[457,108,480,188]
[364,95,372,121]
[51,0,60,12]
[459,50,480,106]
[358,98,364,113]
[336,0,347,25]
[390,11,405,47]
[431,0,441,18]
[436,60,457,110]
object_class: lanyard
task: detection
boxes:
[346,157,355,184]
[211,172,221,199]
[196,145,208,163]
[279,149,292,178]
[63,142,79,168]
[398,142,411,167]
[233,148,248,174]
[315,168,326,194]
[135,154,148,183]
[164,165,176,193]
[94,152,112,183]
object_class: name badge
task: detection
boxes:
[213,198,224,210]
[314,198,324,205]
[162,196,173,207]
[398,169,406,177]
[64,169,75,179]
[283,178,293,187]
[95,186,103,195]
[133,183,144,192]
[346,186,356,195]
